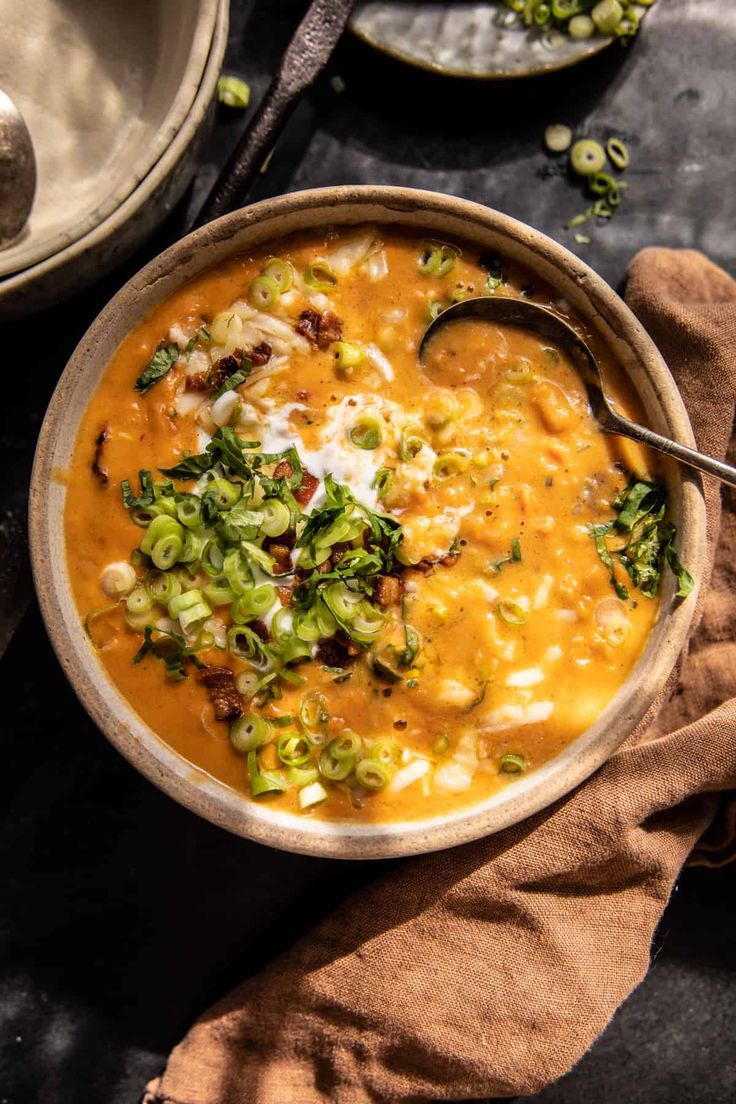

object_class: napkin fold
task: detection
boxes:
[145,249,736,1104]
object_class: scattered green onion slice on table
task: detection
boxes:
[217,76,251,109]
[606,137,630,170]
[569,139,606,176]
[544,123,573,153]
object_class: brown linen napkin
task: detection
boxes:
[145,249,736,1104]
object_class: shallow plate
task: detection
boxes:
[351,1,614,78]
[0,0,228,320]
[0,0,219,277]
[30,186,706,860]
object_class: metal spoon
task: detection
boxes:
[0,88,36,246]
[419,296,736,488]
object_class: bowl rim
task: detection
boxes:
[29,184,707,860]
[0,0,229,310]
[0,0,221,279]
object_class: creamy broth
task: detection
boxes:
[65,227,676,823]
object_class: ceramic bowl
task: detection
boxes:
[0,0,228,319]
[29,186,706,859]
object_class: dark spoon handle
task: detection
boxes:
[606,411,736,488]
[192,0,358,229]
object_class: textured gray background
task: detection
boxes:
[1,1,734,1101]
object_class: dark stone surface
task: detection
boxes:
[1,1,734,1101]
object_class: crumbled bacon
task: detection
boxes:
[268,544,292,574]
[207,354,240,391]
[295,309,343,350]
[198,666,242,722]
[316,637,356,668]
[294,470,319,506]
[185,372,210,392]
[374,575,403,607]
[270,458,319,507]
[91,424,110,486]
[296,389,310,401]
[248,341,272,367]
[336,630,362,657]
[265,529,296,551]
[277,582,297,606]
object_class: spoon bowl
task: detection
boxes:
[420,296,736,488]
[0,88,36,246]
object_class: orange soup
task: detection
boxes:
[65,227,691,822]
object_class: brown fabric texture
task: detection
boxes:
[145,249,736,1104]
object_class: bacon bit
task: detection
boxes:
[248,341,272,367]
[374,575,403,607]
[440,552,460,568]
[185,372,210,392]
[272,458,293,480]
[207,354,240,391]
[197,666,242,722]
[316,637,356,667]
[250,619,270,642]
[296,389,310,401]
[316,560,332,575]
[336,630,362,657]
[295,309,343,350]
[329,542,353,567]
[414,552,459,574]
[265,529,296,551]
[91,424,110,486]
[277,582,296,606]
[294,470,319,506]
[394,719,408,731]
[269,544,292,574]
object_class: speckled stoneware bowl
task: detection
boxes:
[29,186,706,860]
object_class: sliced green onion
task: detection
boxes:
[433,734,450,755]
[333,340,364,377]
[298,781,328,810]
[355,758,391,789]
[606,137,630,170]
[247,274,280,310]
[568,13,595,38]
[399,430,427,462]
[425,299,448,323]
[232,584,276,621]
[202,576,237,607]
[201,539,226,578]
[270,606,293,642]
[151,533,183,570]
[433,452,469,481]
[348,415,383,450]
[145,572,182,605]
[279,636,311,665]
[168,588,205,618]
[511,537,522,562]
[331,731,362,760]
[544,123,572,153]
[570,139,606,176]
[496,599,529,627]
[288,765,320,787]
[126,587,154,616]
[140,514,182,556]
[177,529,203,566]
[247,748,287,797]
[223,548,254,596]
[372,737,400,766]
[240,540,276,576]
[499,753,527,774]
[318,745,355,781]
[591,0,622,33]
[217,75,250,109]
[417,241,460,278]
[304,261,337,290]
[299,690,329,731]
[259,498,291,538]
[175,495,203,529]
[277,732,313,767]
[589,171,616,195]
[227,625,274,669]
[179,601,212,632]
[204,477,241,510]
[262,257,294,293]
[593,198,614,218]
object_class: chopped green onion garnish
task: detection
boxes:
[247,274,280,310]
[304,261,337,290]
[231,713,274,752]
[262,257,294,292]
[417,241,459,278]
[348,415,383,450]
[355,758,392,789]
[499,753,526,774]
[496,599,529,627]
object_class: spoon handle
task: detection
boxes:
[607,413,736,488]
